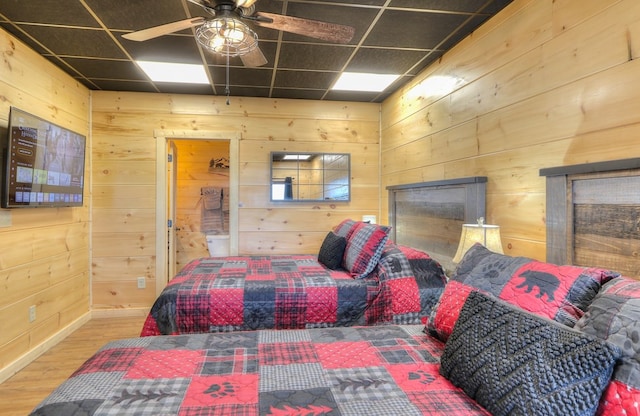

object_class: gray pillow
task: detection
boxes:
[317,231,347,270]
[440,291,621,416]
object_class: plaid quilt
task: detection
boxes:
[30,325,489,416]
[141,250,446,336]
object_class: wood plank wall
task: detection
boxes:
[0,30,91,378]
[380,0,640,263]
[91,92,380,311]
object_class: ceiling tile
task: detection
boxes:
[347,47,433,74]
[365,9,470,49]
[0,0,99,27]
[18,25,126,59]
[274,70,337,89]
[124,34,203,64]
[277,43,354,71]
[390,0,494,12]
[211,66,273,87]
[0,0,514,103]
[84,0,188,31]
[61,58,147,81]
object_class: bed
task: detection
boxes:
[141,239,448,336]
[30,324,490,416]
[142,178,488,337]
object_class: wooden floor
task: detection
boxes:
[0,316,146,416]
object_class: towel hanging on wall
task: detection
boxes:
[201,186,222,210]
[200,186,224,233]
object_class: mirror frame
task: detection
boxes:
[270,152,351,202]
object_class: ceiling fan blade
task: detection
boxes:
[240,46,267,67]
[254,12,355,44]
[122,17,206,41]
[187,0,217,13]
[235,0,258,7]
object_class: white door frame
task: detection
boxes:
[154,129,240,296]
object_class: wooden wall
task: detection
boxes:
[0,30,91,380]
[91,92,380,311]
[380,0,640,263]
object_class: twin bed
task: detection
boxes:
[141,244,446,336]
[30,179,490,415]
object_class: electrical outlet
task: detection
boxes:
[137,277,146,289]
[29,305,36,323]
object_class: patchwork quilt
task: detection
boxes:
[141,249,446,336]
[30,325,490,416]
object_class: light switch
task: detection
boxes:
[362,215,376,224]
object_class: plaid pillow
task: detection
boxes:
[332,218,359,239]
[342,222,390,279]
[575,277,640,415]
[427,243,619,341]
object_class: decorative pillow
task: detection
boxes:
[332,218,359,240]
[427,243,619,341]
[317,231,347,270]
[342,222,390,279]
[440,291,621,416]
[574,277,640,415]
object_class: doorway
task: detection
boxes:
[172,139,230,269]
[154,130,240,295]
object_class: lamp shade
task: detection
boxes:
[452,223,504,263]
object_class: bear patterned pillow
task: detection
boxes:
[575,277,640,415]
[427,243,619,341]
[440,291,621,416]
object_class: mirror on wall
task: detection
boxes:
[270,152,350,202]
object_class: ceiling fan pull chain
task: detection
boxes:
[225,43,231,105]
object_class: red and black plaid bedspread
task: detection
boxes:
[141,250,446,336]
[30,325,489,416]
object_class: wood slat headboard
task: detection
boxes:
[387,177,487,272]
[541,158,640,277]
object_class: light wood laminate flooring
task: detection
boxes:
[0,316,146,416]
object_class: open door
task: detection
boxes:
[167,141,177,281]
[155,130,240,296]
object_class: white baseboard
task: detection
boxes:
[0,311,92,384]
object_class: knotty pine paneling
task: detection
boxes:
[0,29,90,379]
[91,91,380,310]
[381,0,640,268]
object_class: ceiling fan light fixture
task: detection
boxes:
[196,17,258,57]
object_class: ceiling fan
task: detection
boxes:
[122,0,356,67]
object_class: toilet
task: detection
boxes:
[206,234,230,257]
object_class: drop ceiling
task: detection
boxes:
[0,0,514,103]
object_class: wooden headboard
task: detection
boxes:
[541,158,640,277]
[387,177,487,272]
